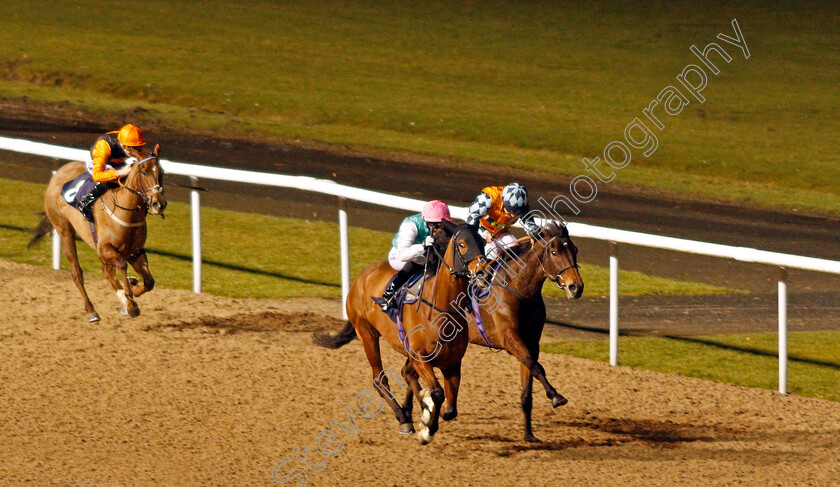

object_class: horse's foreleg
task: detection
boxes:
[357,320,413,434]
[505,331,567,408]
[520,363,539,442]
[400,359,423,424]
[99,244,139,318]
[128,250,155,297]
[59,229,99,322]
[411,359,444,444]
[441,362,461,422]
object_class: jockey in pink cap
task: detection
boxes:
[379,200,452,311]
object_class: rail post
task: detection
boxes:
[51,170,61,270]
[338,197,350,320]
[190,176,202,293]
[609,241,619,366]
[778,266,788,394]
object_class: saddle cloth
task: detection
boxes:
[61,172,97,207]
[371,270,427,325]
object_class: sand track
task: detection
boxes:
[0,259,838,486]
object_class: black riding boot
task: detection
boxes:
[76,183,110,222]
[380,267,416,311]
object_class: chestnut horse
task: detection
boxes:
[29,145,167,322]
[400,222,583,442]
[315,222,485,444]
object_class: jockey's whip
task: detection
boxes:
[164,181,209,192]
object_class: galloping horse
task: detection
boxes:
[315,222,485,444]
[401,221,583,442]
[470,222,583,442]
[29,145,167,322]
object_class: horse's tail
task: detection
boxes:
[313,321,357,349]
[28,213,54,249]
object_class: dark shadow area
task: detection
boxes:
[543,317,840,370]
[144,310,344,334]
[0,223,33,233]
[545,318,648,337]
[562,417,720,444]
[7,220,341,288]
[470,417,725,456]
[663,334,840,370]
[143,247,341,288]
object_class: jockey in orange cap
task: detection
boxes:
[74,124,146,220]
[466,182,540,260]
[379,200,452,311]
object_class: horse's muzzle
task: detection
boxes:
[149,195,167,216]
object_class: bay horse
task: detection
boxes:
[314,222,485,444]
[468,221,583,442]
[402,221,583,442]
[29,145,167,322]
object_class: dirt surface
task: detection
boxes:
[1,259,839,486]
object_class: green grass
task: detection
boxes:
[0,1,838,215]
[1,175,732,299]
[542,331,840,402]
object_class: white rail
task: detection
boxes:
[2,135,839,394]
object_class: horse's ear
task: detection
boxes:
[440,220,457,235]
[154,144,160,157]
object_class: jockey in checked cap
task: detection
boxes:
[74,124,147,221]
[379,200,452,311]
[466,182,540,260]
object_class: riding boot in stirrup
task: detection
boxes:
[76,183,109,222]
[380,281,398,311]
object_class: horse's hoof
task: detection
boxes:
[524,434,542,443]
[418,428,432,445]
[399,423,415,435]
[87,312,101,323]
[120,306,141,318]
[441,408,458,421]
[552,395,568,408]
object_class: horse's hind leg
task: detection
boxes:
[58,228,99,322]
[356,319,413,434]
[127,250,155,297]
[99,244,140,318]
[411,359,444,444]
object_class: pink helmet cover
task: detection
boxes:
[421,200,452,222]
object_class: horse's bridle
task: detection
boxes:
[430,229,484,281]
[414,229,486,314]
[537,235,579,289]
[114,156,163,213]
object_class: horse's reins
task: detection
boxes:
[104,156,162,227]
[538,236,579,289]
[481,233,579,295]
[119,156,162,207]
[412,230,483,315]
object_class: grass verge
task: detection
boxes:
[542,331,840,402]
[1,175,733,299]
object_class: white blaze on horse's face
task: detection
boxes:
[136,160,167,216]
